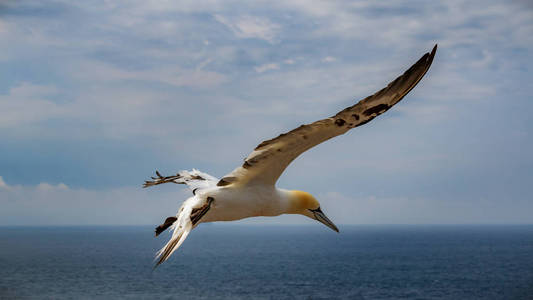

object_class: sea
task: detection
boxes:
[1,225,532,299]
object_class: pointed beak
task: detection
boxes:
[311,207,339,233]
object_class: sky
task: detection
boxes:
[0,0,532,226]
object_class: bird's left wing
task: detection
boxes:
[217,45,437,187]
[143,169,218,195]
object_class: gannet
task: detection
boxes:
[144,45,437,266]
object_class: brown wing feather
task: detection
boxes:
[218,45,437,186]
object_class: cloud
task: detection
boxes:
[254,63,280,73]
[70,60,227,88]
[37,182,69,191]
[0,82,64,128]
[214,14,281,43]
[0,176,68,191]
[0,176,9,189]
[322,56,337,63]
[318,191,533,224]
[275,0,533,50]
[0,176,188,225]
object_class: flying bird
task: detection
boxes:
[144,45,437,267]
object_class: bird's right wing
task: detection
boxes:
[154,196,213,267]
[217,45,437,187]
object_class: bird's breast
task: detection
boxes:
[200,186,284,222]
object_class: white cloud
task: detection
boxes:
[0,177,185,225]
[272,0,533,52]
[214,14,281,43]
[71,60,227,88]
[318,191,533,224]
[254,63,280,73]
[9,82,57,97]
[322,56,337,63]
[0,82,64,128]
[0,176,9,189]
[37,182,69,191]
[0,177,68,192]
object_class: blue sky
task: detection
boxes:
[0,0,532,225]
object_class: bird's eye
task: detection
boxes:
[308,207,322,213]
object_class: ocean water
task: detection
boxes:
[1,225,532,299]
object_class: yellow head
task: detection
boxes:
[288,190,339,232]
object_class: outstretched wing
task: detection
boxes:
[143,169,218,195]
[217,45,437,187]
[154,196,213,267]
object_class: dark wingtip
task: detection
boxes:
[427,44,437,65]
[154,217,177,237]
[152,256,163,270]
[155,225,165,237]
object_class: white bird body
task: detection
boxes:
[144,45,437,266]
[199,186,288,222]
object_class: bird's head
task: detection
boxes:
[288,190,339,232]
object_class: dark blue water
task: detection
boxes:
[1,225,533,299]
